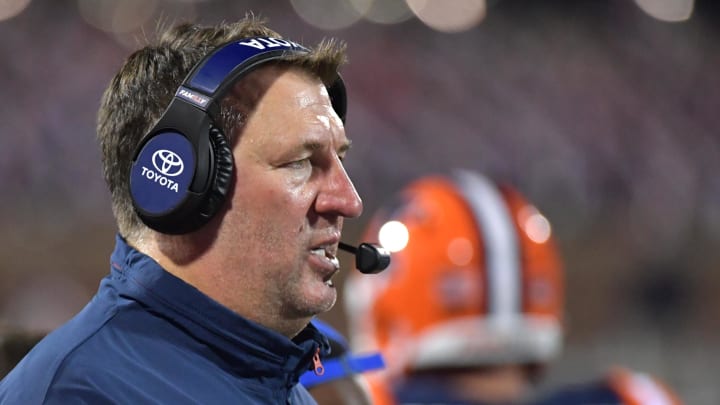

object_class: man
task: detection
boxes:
[1,17,362,404]
[301,319,385,405]
[344,170,683,405]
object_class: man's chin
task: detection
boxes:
[282,290,337,321]
[313,288,338,314]
[301,286,338,316]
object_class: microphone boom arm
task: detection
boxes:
[339,242,390,274]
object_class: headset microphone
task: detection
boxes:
[338,242,390,274]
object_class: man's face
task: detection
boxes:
[216,67,362,323]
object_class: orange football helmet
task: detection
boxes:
[344,170,564,375]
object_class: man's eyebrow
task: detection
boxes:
[300,139,352,154]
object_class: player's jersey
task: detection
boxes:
[533,368,683,405]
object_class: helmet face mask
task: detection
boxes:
[345,171,564,375]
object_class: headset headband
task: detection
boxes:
[178,37,309,112]
[171,36,346,120]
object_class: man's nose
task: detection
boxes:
[315,160,363,218]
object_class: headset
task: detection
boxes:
[128,36,389,273]
[129,36,346,235]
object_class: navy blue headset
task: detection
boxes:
[129,37,347,234]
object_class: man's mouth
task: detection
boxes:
[310,247,340,286]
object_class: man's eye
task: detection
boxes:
[285,158,311,169]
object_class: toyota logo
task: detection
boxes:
[152,149,184,177]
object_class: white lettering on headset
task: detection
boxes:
[177,88,209,107]
[238,37,303,50]
[141,166,180,192]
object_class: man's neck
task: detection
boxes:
[132,233,311,339]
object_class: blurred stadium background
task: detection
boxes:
[1,0,718,402]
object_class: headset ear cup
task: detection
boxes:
[201,126,234,221]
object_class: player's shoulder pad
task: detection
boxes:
[606,366,684,405]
